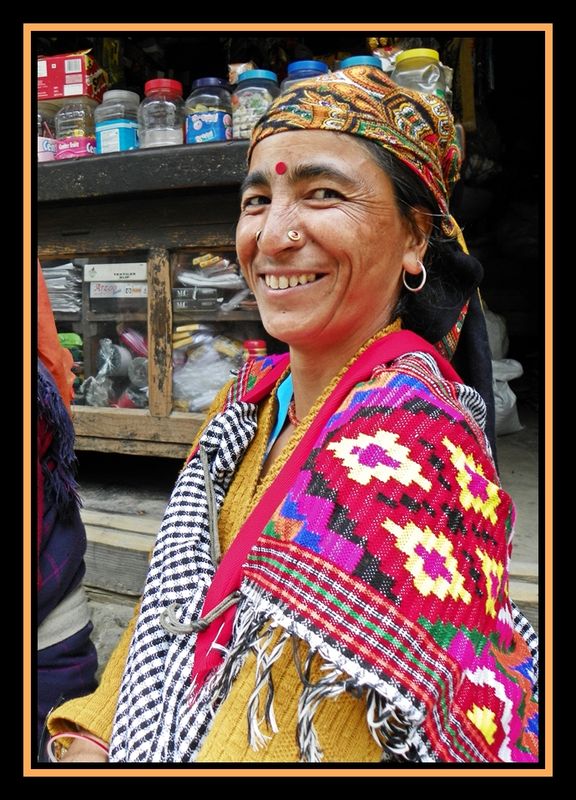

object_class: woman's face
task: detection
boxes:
[236,130,425,355]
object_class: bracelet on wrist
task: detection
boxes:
[46,731,109,762]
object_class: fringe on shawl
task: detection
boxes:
[37,358,81,518]
[197,586,431,763]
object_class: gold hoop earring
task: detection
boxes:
[287,229,301,242]
[402,260,427,293]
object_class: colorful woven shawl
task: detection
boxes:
[111,332,538,762]
[193,339,538,762]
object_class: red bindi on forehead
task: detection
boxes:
[275,161,287,175]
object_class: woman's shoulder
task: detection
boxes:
[225,353,290,407]
[354,349,491,459]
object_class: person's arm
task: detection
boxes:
[47,601,139,761]
[46,382,235,762]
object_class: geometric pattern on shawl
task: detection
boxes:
[241,354,538,762]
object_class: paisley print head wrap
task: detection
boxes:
[250,65,462,237]
[249,65,497,456]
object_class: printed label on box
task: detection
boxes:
[84,263,147,282]
[90,282,148,298]
[37,51,107,102]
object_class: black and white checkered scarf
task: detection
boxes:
[109,400,258,762]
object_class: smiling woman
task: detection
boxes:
[237,130,428,387]
[48,65,538,764]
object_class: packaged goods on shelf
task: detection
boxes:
[37,50,107,103]
[41,262,83,313]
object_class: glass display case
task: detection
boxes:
[37,141,273,457]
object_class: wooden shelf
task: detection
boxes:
[72,406,203,458]
[37,140,250,202]
[85,311,148,323]
[173,309,260,322]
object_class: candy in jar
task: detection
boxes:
[232,70,279,140]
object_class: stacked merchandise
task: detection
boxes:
[41,262,83,314]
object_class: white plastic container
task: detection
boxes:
[95,89,140,153]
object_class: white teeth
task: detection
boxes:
[264,273,318,290]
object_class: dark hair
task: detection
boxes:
[358,138,482,343]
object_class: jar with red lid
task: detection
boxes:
[138,78,184,149]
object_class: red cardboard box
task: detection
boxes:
[37,50,107,102]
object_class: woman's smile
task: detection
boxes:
[262,272,322,290]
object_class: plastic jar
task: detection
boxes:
[54,98,98,160]
[232,70,279,140]
[339,55,382,69]
[280,60,329,91]
[185,77,232,144]
[138,79,184,149]
[37,101,59,162]
[391,48,446,99]
[95,89,140,153]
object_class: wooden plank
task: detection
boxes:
[509,580,538,604]
[37,189,240,256]
[71,406,202,442]
[75,435,191,458]
[148,248,172,416]
[38,140,249,202]
[81,508,161,535]
[509,560,539,578]
[85,524,155,552]
[84,535,149,596]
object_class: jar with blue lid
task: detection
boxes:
[280,60,329,91]
[232,69,279,140]
[185,78,232,144]
[339,55,383,69]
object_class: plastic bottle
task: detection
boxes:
[54,98,98,160]
[243,339,267,360]
[339,55,383,70]
[95,89,140,153]
[280,60,329,91]
[232,70,279,140]
[391,49,446,100]
[185,77,232,144]
[138,79,184,149]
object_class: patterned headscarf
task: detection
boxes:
[250,65,462,237]
[249,65,497,457]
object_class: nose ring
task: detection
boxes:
[255,229,262,243]
[287,229,301,242]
